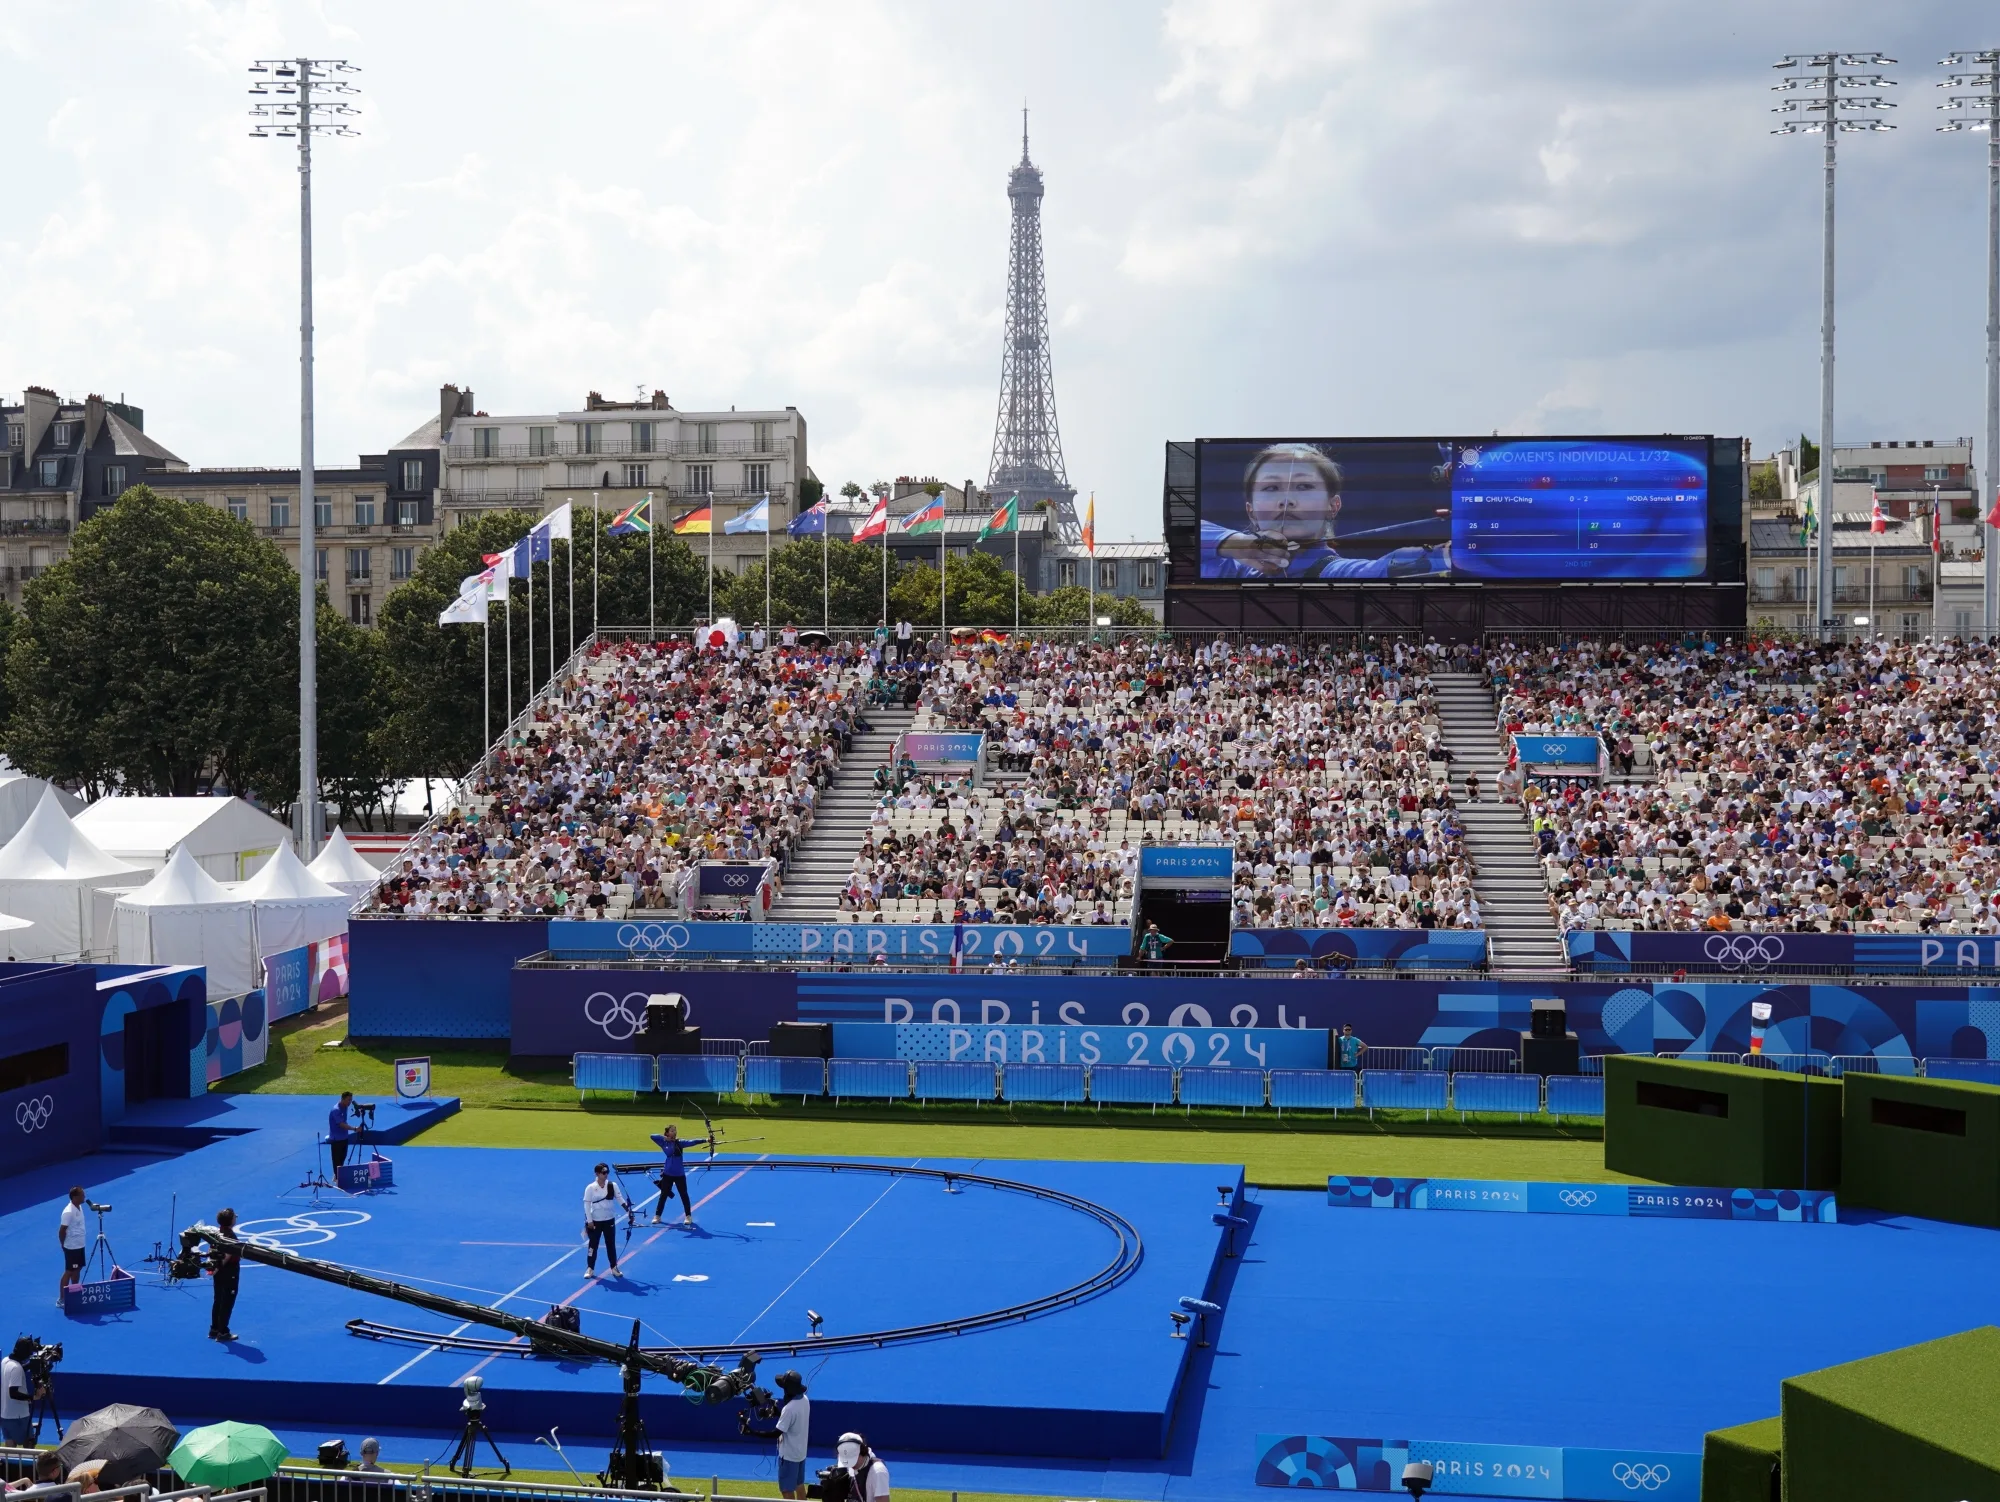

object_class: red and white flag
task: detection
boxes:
[1869,488,1887,535]
[1986,486,2000,531]
[1933,489,1943,557]
[853,495,890,542]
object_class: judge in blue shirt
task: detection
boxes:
[327,1091,358,1175]
[1202,443,1449,580]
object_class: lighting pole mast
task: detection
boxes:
[1773,52,1896,644]
[1940,50,2000,639]
[249,58,360,859]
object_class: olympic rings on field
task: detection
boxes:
[235,1210,372,1249]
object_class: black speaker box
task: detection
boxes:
[650,1025,703,1055]
[1521,1031,1581,1076]
[770,1021,834,1059]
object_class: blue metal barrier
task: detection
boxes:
[1361,1069,1448,1115]
[656,1054,741,1094]
[1269,1069,1357,1113]
[743,1055,827,1099]
[1545,1074,1606,1117]
[829,1058,912,1102]
[1451,1072,1541,1117]
[574,1052,653,1098]
[1924,1057,2000,1085]
[1000,1063,1086,1104]
[1088,1064,1176,1109]
[1178,1066,1267,1112]
[914,1061,999,1103]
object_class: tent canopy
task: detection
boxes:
[0,788,147,958]
[74,797,293,881]
[0,774,83,848]
[113,846,257,996]
[308,827,381,898]
[232,842,351,952]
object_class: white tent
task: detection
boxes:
[0,774,82,848]
[113,846,258,997]
[0,787,148,958]
[308,826,382,900]
[233,841,351,956]
[74,796,294,881]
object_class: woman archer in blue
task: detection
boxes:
[1201,442,1449,580]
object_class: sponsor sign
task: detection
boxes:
[1326,1176,1836,1223]
[1254,1434,1698,1499]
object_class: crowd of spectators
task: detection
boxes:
[1490,636,2000,933]
[837,637,1481,929]
[367,637,870,918]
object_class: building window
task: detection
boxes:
[315,497,333,529]
[1791,566,1808,596]
[349,592,372,626]
[529,426,555,457]
[1954,609,1973,640]
[227,496,248,521]
[353,495,376,526]
[566,463,594,486]
[1138,560,1158,591]
[390,546,415,580]
[395,500,418,526]
[6,424,21,450]
[1901,612,1920,642]
[473,427,499,458]
[314,547,328,581]
[1904,565,1924,596]
[458,510,483,528]
[744,462,769,493]
[753,421,774,452]
[1754,567,1775,593]
[348,547,371,580]
[401,459,424,492]
[632,421,654,452]
[1097,560,1118,590]
[697,423,718,455]
[1056,560,1077,588]
[1833,566,1848,594]
[271,498,292,529]
[103,464,128,497]
[1925,466,1951,483]
[624,463,648,488]
[578,423,601,455]
[51,422,74,447]
[687,463,713,494]
[737,556,760,573]
[38,458,60,487]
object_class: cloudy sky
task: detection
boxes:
[1,0,1993,541]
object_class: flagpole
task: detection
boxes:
[647,491,655,638]
[482,606,491,755]
[1013,504,1020,633]
[567,526,575,661]
[880,498,888,629]
[592,491,600,637]
[763,490,772,633]
[939,497,947,642]
[526,543,534,700]
[707,489,715,626]
[821,499,829,631]
[504,588,513,737]
[547,529,555,684]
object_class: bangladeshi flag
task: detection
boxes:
[977,493,1018,541]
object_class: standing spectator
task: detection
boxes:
[1337,1024,1363,1069]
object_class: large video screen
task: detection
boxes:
[1196,437,1710,582]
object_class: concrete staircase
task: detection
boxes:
[768,707,913,921]
[1432,672,1566,971]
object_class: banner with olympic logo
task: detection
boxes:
[1254,1432,1698,1499]
[1326,1176,1837,1224]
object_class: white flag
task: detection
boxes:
[438,586,487,626]
[542,501,574,542]
[459,565,504,601]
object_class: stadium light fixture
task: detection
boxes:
[1772,51,1897,645]
[1938,49,2000,639]
[248,57,361,860]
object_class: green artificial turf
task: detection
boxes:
[223,1011,1634,1188]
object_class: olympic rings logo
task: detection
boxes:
[585,991,652,1041]
[615,923,691,956]
[1702,933,1785,972]
[235,1210,371,1249]
[1558,1189,1598,1208]
[14,1095,54,1132]
[1611,1462,1672,1491]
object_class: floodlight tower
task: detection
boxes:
[1939,50,2000,638]
[249,58,360,858]
[1772,52,1896,644]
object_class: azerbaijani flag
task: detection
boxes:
[673,505,713,535]
[608,496,651,536]
[977,493,1018,541]
[902,495,945,535]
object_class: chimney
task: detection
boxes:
[81,394,107,454]
[440,384,474,439]
[21,386,57,462]
[651,389,671,410]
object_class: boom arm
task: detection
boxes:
[170,1225,765,1405]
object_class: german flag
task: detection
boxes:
[672,505,712,535]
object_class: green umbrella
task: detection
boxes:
[168,1422,288,1487]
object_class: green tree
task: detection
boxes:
[313,599,396,828]
[1799,433,1820,480]
[889,549,1032,629]
[798,475,824,507]
[839,481,864,500]
[0,597,20,741]
[718,538,905,628]
[1031,585,1161,629]
[4,485,295,798]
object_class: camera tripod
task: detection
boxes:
[600,1350,664,1490]
[28,1365,62,1443]
[82,1203,122,1283]
[288,1135,340,1208]
[446,1404,510,1478]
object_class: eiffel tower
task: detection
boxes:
[987,111,1080,542]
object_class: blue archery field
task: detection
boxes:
[6,1095,2000,1502]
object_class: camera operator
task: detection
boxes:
[208,1207,242,1342]
[327,1091,360,1175]
[740,1370,810,1499]
[834,1433,889,1502]
[1,1338,37,1446]
[582,1164,632,1278]
[57,1185,88,1305]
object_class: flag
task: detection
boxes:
[1869,488,1887,535]
[1932,489,1943,557]
[672,505,713,535]
[977,494,1018,541]
[724,497,770,535]
[481,549,517,579]
[541,501,573,541]
[1082,492,1095,554]
[1986,486,2000,531]
[608,496,652,536]
[460,564,503,601]
[789,498,829,537]
[1797,490,1815,548]
[950,920,964,974]
[512,527,551,576]
[438,584,487,625]
[853,496,890,541]
[902,494,945,535]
